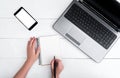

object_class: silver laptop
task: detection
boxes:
[53,0,120,62]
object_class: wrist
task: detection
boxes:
[25,59,34,66]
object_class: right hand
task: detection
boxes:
[51,59,64,78]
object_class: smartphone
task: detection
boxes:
[14,7,38,30]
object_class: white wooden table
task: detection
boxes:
[0,0,120,78]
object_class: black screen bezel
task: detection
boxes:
[14,7,38,30]
[83,0,120,32]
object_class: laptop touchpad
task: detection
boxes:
[66,27,86,46]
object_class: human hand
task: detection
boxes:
[26,37,40,65]
[51,59,64,78]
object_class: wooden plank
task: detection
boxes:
[0,0,20,18]
[0,58,25,78]
[0,39,28,58]
[0,59,120,78]
[0,0,72,18]
[0,37,120,58]
[61,59,120,78]
[0,58,51,78]
[0,19,58,38]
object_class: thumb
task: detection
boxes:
[36,46,40,56]
[51,59,55,70]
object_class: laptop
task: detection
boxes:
[53,0,120,62]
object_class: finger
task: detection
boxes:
[27,40,30,46]
[50,59,54,65]
[32,38,36,48]
[55,59,62,66]
[27,41,30,50]
[36,46,40,56]
[32,37,35,45]
[27,37,32,48]
[55,59,61,62]
[30,37,32,40]
[29,37,33,43]
[30,37,33,42]
[50,59,55,69]
[30,37,34,47]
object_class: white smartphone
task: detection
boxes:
[14,7,38,30]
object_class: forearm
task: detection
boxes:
[14,60,33,78]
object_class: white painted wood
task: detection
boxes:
[0,0,120,78]
[0,0,72,18]
[0,37,120,59]
[0,0,20,18]
[61,59,120,78]
[0,58,51,78]
[0,58,26,78]
[0,59,120,78]
[0,39,28,58]
[0,19,58,38]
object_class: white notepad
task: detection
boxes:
[38,36,61,65]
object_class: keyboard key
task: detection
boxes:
[64,4,117,49]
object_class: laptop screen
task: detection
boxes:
[84,0,120,30]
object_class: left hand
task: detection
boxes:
[26,37,40,64]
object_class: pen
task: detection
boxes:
[54,56,57,78]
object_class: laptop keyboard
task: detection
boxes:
[64,4,117,49]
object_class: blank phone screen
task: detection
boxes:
[16,9,36,28]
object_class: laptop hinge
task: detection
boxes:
[117,29,120,32]
[78,0,83,3]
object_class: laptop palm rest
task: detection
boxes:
[65,27,86,46]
